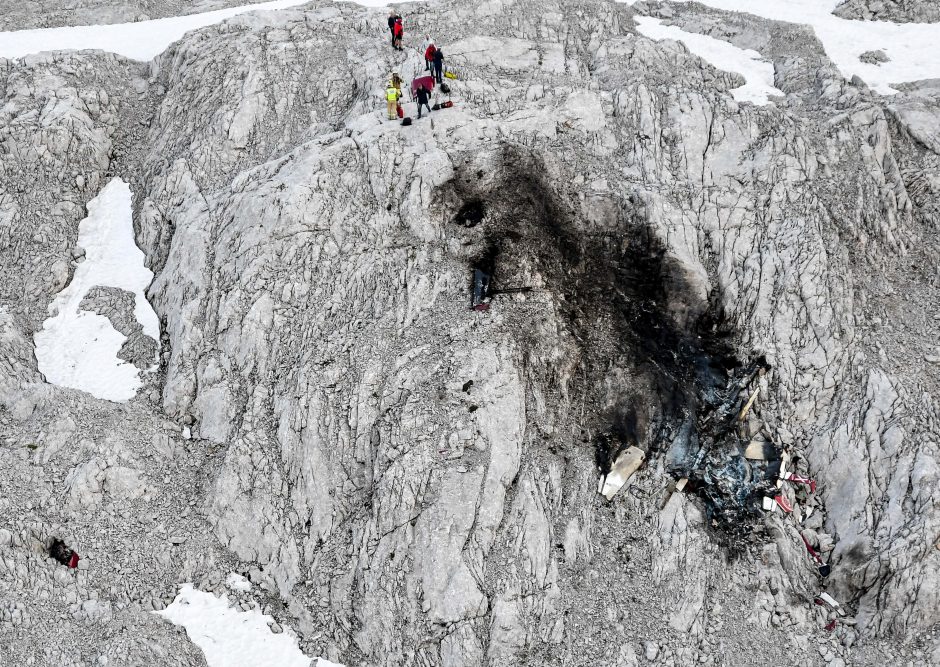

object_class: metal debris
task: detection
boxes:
[600,446,645,500]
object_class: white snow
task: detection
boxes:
[0,0,421,62]
[156,584,338,667]
[623,0,940,95]
[33,178,159,403]
[0,0,308,61]
[225,572,253,592]
[633,15,781,104]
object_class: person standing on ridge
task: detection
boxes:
[393,16,404,51]
[387,10,399,47]
[422,35,435,71]
[385,82,401,120]
[415,84,431,119]
[432,47,444,84]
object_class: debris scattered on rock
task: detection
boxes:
[48,538,79,569]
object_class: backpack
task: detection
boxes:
[401,117,412,126]
[440,82,450,94]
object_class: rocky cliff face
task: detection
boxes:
[2,1,940,666]
[834,0,940,23]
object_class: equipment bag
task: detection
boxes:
[402,117,412,126]
[442,101,454,109]
[431,103,441,111]
[440,82,451,94]
[444,71,457,80]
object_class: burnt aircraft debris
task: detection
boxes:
[48,538,79,569]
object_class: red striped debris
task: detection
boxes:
[801,534,831,577]
[774,494,793,513]
[815,592,845,616]
[802,534,823,562]
[784,473,817,493]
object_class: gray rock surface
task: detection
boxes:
[2,0,940,665]
[834,0,940,23]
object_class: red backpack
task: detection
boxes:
[394,20,403,37]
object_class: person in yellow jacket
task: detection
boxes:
[385,83,401,120]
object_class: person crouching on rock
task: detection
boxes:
[385,83,401,120]
[415,84,431,119]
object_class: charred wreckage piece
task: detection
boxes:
[442,148,811,552]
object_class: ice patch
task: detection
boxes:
[633,16,781,105]
[33,178,159,403]
[0,0,424,61]
[156,584,336,667]
[623,0,940,94]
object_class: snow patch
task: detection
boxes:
[623,0,940,94]
[33,178,159,403]
[156,584,333,667]
[0,0,423,61]
[0,0,308,61]
[633,15,781,104]
[225,572,252,592]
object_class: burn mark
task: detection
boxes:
[454,200,486,227]
[438,146,773,548]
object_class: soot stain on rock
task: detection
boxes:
[438,145,772,547]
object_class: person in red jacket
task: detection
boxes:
[393,17,404,51]
[424,40,436,72]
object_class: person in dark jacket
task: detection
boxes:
[387,10,399,46]
[415,85,431,118]
[432,47,444,84]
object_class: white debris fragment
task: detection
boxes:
[818,591,846,615]
[743,440,772,460]
[600,446,646,500]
